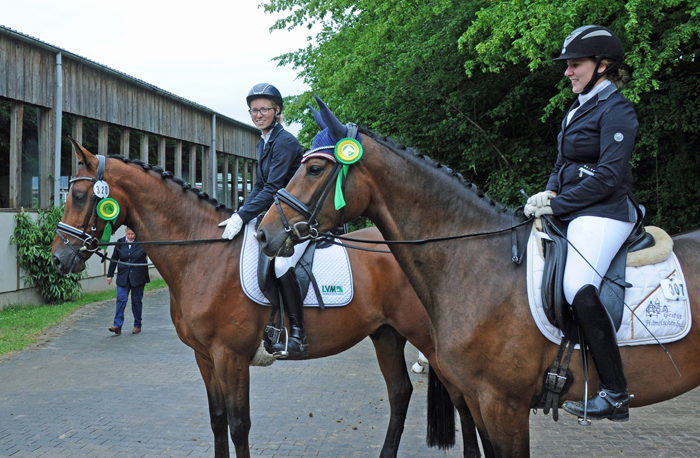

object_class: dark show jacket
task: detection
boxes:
[546,83,639,222]
[107,237,151,287]
[236,123,303,224]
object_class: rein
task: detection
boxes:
[317,219,532,245]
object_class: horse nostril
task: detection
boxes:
[52,255,61,269]
[256,229,267,245]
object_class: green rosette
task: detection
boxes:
[333,138,363,210]
[97,198,120,242]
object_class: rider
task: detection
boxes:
[218,83,308,357]
[525,25,639,421]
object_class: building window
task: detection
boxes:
[21,105,40,209]
[0,97,10,208]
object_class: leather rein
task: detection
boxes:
[271,146,533,262]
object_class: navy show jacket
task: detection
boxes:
[546,83,639,222]
[236,123,303,224]
[107,236,151,287]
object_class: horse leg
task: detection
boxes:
[452,395,493,458]
[213,351,253,458]
[480,398,531,458]
[369,325,413,458]
[427,365,489,458]
[194,352,231,458]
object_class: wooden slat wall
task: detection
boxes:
[0,31,259,160]
[0,35,54,108]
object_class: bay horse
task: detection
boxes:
[256,97,700,457]
[50,140,486,458]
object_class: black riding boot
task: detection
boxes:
[562,285,630,421]
[271,268,309,358]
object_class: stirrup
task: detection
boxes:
[271,326,290,359]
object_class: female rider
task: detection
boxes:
[218,83,308,358]
[525,25,639,421]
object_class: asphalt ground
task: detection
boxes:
[1,288,699,457]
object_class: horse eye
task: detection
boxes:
[72,190,87,204]
[307,165,324,176]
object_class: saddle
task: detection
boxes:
[535,206,656,420]
[540,206,655,334]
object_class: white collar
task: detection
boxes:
[577,79,612,106]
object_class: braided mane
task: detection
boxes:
[359,128,512,215]
[105,155,235,217]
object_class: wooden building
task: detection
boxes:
[0,25,261,308]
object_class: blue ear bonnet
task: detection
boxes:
[303,127,362,163]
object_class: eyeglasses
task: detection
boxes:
[249,107,275,116]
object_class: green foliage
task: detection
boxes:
[264,0,700,232]
[10,206,84,304]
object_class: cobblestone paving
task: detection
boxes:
[1,288,699,457]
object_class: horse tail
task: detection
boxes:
[426,364,456,449]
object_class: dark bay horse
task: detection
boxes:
[256,98,700,457]
[50,141,485,458]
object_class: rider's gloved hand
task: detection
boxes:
[219,213,243,239]
[535,205,553,218]
[527,190,555,208]
[524,203,537,218]
[524,203,554,218]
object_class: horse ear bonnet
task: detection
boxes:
[315,95,347,139]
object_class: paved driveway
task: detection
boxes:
[1,288,699,457]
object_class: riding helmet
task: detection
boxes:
[553,25,624,63]
[246,83,284,111]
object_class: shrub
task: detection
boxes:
[10,206,84,304]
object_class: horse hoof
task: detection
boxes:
[411,362,426,374]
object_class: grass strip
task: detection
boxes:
[0,278,167,356]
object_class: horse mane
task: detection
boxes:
[105,155,235,217]
[359,128,513,215]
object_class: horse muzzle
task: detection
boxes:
[257,225,296,258]
[51,243,88,275]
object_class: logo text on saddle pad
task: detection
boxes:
[321,285,344,294]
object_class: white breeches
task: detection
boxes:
[274,239,311,278]
[563,216,635,304]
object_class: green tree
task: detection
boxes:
[263,0,700,232]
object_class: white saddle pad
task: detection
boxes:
[239,220,354,307]
[526,230,691,346]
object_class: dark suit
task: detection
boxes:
[546,83,639,222]
[107,236,150,328]
[236,123,303,224]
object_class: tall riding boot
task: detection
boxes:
[562,284,630,421]
[271,268,309,358]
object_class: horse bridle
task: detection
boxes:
[273,123,358,242]
[273,164,341,242]
[55,155,109,260]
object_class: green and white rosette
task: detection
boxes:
[333,138,363,210]
[97,198,120,242]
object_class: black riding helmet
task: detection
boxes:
[246,83,284,112]
[554,25,624,94]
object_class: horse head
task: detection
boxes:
[51,139,130,274]
[257,96,372,257]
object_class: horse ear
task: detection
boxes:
[314,95,347,139]
[307,104,327,130]
[68,136,97,171]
